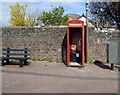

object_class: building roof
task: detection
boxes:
[68,13,86,21]
[68,14,81,20]
[68,13,96,27]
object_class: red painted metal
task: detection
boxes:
[67,28,70,66]
[67,20,84,28]
[82,26,85,66]
[67,20,84,66]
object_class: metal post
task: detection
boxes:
[86,1,89,63]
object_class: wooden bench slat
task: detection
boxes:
[2,48,31,67]
[2,49,31,51]
[2,53,30,56]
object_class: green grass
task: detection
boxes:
[29,58,64,63]
[56,60,63,63]
[28,58,52,62]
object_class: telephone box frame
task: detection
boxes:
[67,20,85,66]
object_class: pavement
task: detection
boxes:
[2,61,119,93]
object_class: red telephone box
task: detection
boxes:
[67,20,85,67]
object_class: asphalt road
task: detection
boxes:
[2,61,119,93]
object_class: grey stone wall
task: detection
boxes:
[89,31,118,62]
[2,26,67,62]
[1,26,119,63]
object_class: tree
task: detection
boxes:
[9,2,28,26]
[26,10,42,26]
[38,6,68,26]
[89,2,120,29]
[9,2,41,26]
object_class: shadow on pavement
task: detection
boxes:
[2,70,119,81]
[3,60,31,66]
[93,60,111,70]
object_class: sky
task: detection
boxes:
[1,1,86,26]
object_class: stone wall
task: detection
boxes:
[2,26,67,62]
[1,26,119,63]
[89,31,118,62]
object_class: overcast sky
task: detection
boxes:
[1,0,86,26]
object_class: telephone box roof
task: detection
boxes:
[67,20,84,27]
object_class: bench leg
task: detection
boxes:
[24,60,29,65]
[6,59,10,64]
[19,60,24,68]
[111,64,114,70]
[2,60,5,66]
[24,60,27,65]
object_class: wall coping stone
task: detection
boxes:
[1,26,67,28]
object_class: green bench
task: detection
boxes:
[2,48,31,67]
